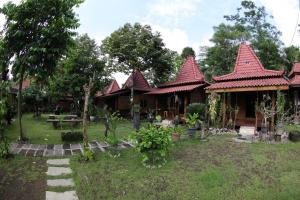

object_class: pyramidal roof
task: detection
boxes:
[159,56,205,87]
[213,43,284,81]
[123,69,151,91]
[289,62,300,86]
[95,79,120,97]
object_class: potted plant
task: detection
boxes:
[186,113,199,137]
[187,103,205,130]
[171,126,183,142]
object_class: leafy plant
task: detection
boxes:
[172,126,184,135]
[0,137,10,159]
[208,92,220,125]
[79,148,95,162]
[155,115,162,122]
[187,103,206,120]
[186,113,200,128]
[106,112,122,157]
[131,125,172,168]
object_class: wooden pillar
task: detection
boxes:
[222,93,226,128]
[155,97,158,116]
[255,92,258,131]
[271,91,275,132]
[184,96,188,114]
[294,90,298,116]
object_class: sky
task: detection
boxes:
[0,0,300,85]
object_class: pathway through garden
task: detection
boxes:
[46,158,78,200]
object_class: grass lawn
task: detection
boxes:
[4,113,140,144]
[0,156,46,200]
[71,136,300,200]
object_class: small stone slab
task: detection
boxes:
[47,144,54,150]
[30,144,39,149]
[64,150,72,155]
[47,178,75,187]
[70,144,81,149]
[54,144,63,150]
[45,149,54,157]
[35,150,44,157]
[19,149,28,155]
[26,149,36,156]
[38,144,47,150]
[239,126,255,136]
[71,149,82,155]
[63,144,71,149]
[47,158,70,166]
[47,167,72,176]
[46,191,78,200]
[22,144,31,149]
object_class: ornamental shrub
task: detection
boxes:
[0,137,10,159]
[61,131,83,142]
[187,103,206,120]
[131,125,172,168]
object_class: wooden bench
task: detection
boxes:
[46,115,82,129]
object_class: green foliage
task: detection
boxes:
[203,0,284,78]
[186,113,200,128]
[283,46,300,72]
[155,115,162,122]
[61,131,83,142]
[187,103,206,119]
[0,137,10,158]
[181,47,195,59]
[105,112,122,146]
[276,91,286,124]
[172,126,184,135]
[80,148,95,162]
[208,92,220,125]
[131,125,172,167]
[101,22,177,85]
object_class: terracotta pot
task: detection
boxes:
[172,132,181,142]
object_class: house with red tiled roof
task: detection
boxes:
[206,43,289,131]
[95,70,155,117]
[146,56,209,118]
[288,62,300,119]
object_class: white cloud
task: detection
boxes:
[255,0,300,46]
[0,0,21,29]
[148,0,202,25]
[112,72,128,86]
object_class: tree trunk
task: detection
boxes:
[18,71,25,141]
[222,93,226,128]
[82,77,93,148]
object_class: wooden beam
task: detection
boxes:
[222,93,226,128]
[206,85,289,93]
[271,91,275,133]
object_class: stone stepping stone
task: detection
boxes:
[47,158,70,166]
[47,167,72,176]
[46,191,78,200]
[47,178,75,187]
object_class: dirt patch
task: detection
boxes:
[0,158,46,200]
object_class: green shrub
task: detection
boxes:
[61,131,83,142]
[0,137,10,159]
[79,148,95,162]
[186,113,199,128]
[187,103,206,119]
[131,125,172,168]
[155,115,162,122]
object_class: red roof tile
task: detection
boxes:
[159,56,205,87]
[206,78,289,90]
[13,79,31,90]
[147,84,204,94]
[122,69,151,91]
[95,79,120,97]
[290,75,300,86]
[289,62,300,77]
[213,44,283,81]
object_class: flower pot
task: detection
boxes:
[274,134,281,142]
[172,132,181,142]
[187,128,197,138]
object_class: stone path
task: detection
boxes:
[46,158,78,200]
[10,140,134,157]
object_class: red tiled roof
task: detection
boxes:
[13,79,30,90]
[290,75,300,86]
[206,78,289,90]
[213,44,284,81]
[147,84,204,94]
[95,79,120,97]
[289,62,300,77]
[159,56,205,87]
[122,69,151,91]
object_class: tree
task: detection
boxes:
[62,34,106,148]
[181,47,195,59]
[283,46,300,72]
[0,0,82,141]
[203,0,285,79]
[101,22,176,85]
